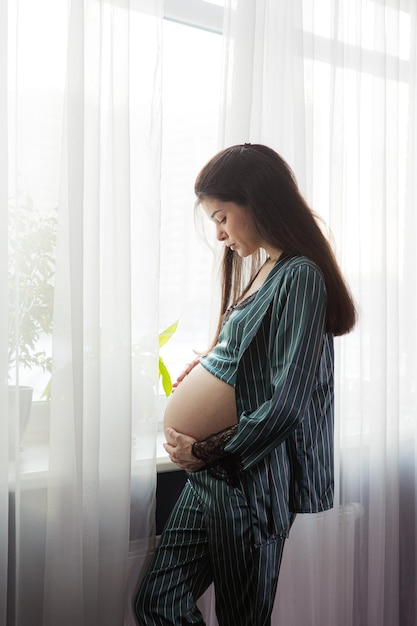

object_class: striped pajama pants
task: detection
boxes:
[134,469,287,626]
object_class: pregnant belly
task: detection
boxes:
[163,363,238,441]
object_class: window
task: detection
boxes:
[7,0,66,401]
[159,1,224,387]
[8,1,225,404]
[300,0,412,439]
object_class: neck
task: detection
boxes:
[266,250,282,263]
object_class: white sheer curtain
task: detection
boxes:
[205,1,416,625]
[2,1,162,625]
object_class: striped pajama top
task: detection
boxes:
[200,290,259,386]
[202,254,335,546]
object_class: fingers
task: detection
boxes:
[164,427,178,444]
[172,358,200,391]
[165,428,197,448]
[163,441,178,466]
[185,358,200,373]
[163,434,203,472]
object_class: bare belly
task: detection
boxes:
[163,363,238,441]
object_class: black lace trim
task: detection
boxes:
[191,424,238,463]
[191,424,242,487]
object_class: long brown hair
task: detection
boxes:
[194,143,357,338]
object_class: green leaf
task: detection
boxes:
[159,356,172,396]
[159,320,178,348]
[40,378,51,401]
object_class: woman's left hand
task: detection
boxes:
[164,428,206,472]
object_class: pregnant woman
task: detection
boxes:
[135,144,356,626]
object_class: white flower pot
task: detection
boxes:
[8,385,33,456]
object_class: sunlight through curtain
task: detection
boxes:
[206,0,417,625]
[1,1,162,625]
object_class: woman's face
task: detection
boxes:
[202,198,264,258]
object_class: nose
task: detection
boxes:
[216,223,227,241]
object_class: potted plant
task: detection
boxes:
[8,196,57,440]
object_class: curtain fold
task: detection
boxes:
[220,0,308,185]
[2,1,162,625]
[0,2,9,625]
[215,1,417,625]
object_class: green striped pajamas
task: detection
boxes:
[135,471,287,625]
[135,256,334,625]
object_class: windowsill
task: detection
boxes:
[9,432,178,491]
[8,400,178,491]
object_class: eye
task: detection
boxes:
[219,217,226,225]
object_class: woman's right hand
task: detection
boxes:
[171,358,200,391]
